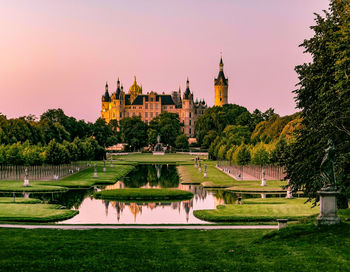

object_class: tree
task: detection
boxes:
[251,146,269,166]
[284,0,350,208]
[235,145,251,166]
[175,134,189,150]
[45,139,70,165]
[195,104,252,146]
[149,112,181,147]
[119,117,148,150]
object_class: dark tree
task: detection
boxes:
[284,0,350,208]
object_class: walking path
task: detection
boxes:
[0,224,278,230]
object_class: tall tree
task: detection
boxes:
[285,0,350,208]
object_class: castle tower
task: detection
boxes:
[214,57,228,106]
[182,78,194,137]
[101,82,111,122]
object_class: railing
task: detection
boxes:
[0,162,89,181]
[217,161,286,181]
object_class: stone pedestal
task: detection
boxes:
[277,219,288,230]
[285,188,293,199]
[316,189,340,225]
[23,179,30,187]
[203,171,207,178]
[261,178,266,187]
[103,167,106,172]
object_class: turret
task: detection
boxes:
[102,82,111,102]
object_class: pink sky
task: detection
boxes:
[0,0,330,122]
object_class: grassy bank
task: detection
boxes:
[112,153,206,165]
[42,164,134,189]
[225,179,288,192]
[177,161,237,187]
[194,198,319,222]
[0,197,78,222]
[0,180,67,193]
[94,188,193,201]
[0,224,349,271]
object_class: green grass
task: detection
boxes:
[36,164,134,189]
[94,188,194,201]
[0,224,349,271]
[112,153,206,164]
[0,197,41,204]
[226,179,288,192]
[0,197,78,222]
[0,180,67,193]
[194,198,319,222]
[177,161,238,187]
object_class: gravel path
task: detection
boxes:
[0,224,278,230]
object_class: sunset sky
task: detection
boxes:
[0,0,330,122]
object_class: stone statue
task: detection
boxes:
[320,139,336,190]
[23,167,30,187]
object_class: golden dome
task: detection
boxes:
[129,76,142,95]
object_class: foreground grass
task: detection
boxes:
[112,153,206,165]
[0,224,349,271]
[178,161,237,187]
[40,164,134,189]
[0,197,78,222]
[194,198,319,222]
[94,188,193,201]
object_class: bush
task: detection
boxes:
[175,134,189,150]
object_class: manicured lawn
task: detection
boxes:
[194,198,319,222]
[0,224,349,271]
[94,188,194,201]
[0,197,41,204]
[112,153,206,164]
[0,180,67,193]
[38,164,134,189]
[177,161,237,187]
[226,179,288,192]
[0,197,78,222]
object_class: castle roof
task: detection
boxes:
[124,94,176,106]
[215,57,228,86]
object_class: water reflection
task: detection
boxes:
[0,164,297,224]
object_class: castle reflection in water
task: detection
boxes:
[101,181,219,223]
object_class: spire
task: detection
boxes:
[134,75,137,83]
[215,56,228,86]
[219,56,224,72]
[103,82,111,102]
[184,78,191,99]
[117,78,120,88]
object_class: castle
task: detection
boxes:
[101,58,228,137]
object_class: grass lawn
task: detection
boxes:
[194,198,319,222]
[177,161,238,187]
[40,164,134,189]
[94,188,193,201]
[0,180,67,193]
[226,179,288,192]
[0,197,78,222]
[0,224,349,271]
[112,153,206,164]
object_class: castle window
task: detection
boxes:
[189,112,192,118]
[189,120,191,125]
[150,104,153,109]
[120,113,122,118]
[189,128,191,135]
[146,104,148,109]
[133,113,135,117]
[150,112,153,118]
[145,112,148,118]
[150,98,153,102]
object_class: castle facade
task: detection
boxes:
[101,58,228,137]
